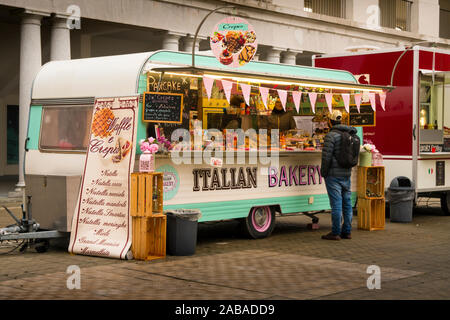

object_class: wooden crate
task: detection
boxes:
[130,172,163,217]
[132,215,166,261]
[357,198,385,231]
[357,166,385,199]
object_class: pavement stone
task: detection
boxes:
[0,197,449,300]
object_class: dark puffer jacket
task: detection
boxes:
[320,124,358,178]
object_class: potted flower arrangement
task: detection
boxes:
[139,136,174,172]
[359,140,383,167]
[139,137,159,172]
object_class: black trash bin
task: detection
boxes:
[165,209,202,256]
[388,177,415,222]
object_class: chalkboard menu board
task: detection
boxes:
[143,92,184,124]
[349,104,375,127]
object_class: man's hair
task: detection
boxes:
[230,96,244,107]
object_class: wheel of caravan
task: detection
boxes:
[243,206,276,239]
[440,191,450,216]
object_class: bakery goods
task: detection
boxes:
[92,107,115,138]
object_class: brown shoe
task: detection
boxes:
[321,232,341,240]
[340,233,352,239]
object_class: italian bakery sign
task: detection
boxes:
[69,96,139,259]
[210,16,257,68]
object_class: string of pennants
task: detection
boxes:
[203,76,387,113]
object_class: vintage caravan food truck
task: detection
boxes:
[314,46,450,215]
[24,50,389,240]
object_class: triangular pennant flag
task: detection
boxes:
[202,77,214,100]
[308,92,317,114]
[292,91,301,113]
[221,80,233,104]
[325,93,333,113]
[379,91,386,111]
[354,93,362,113]
[277,89,288,111]
[259,87,269,109]
[341,93,350,113]
[240,83,251,106]
[369,92,376,111]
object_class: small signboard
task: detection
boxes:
[349,104,375,127]
[210,16,257,68]
[143,92,184,124]
[436,161,445,186]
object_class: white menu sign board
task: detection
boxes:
[69,96,139,259]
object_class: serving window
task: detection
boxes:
[39,105,93,152]
[419,71,450,152]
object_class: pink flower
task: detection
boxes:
[149,143,159,154]
[140,141,151,153]
[148,137,155,144]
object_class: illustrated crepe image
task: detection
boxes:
[239,45,256,65]
[92,107,115,138]
[112,137,132,163]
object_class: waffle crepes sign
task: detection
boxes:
[69,96,139,259]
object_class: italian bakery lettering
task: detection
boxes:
[192,167,257,191]
[268,165,323,187]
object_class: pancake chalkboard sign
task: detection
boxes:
[143,92,184,124]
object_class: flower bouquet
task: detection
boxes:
[139,137,159,172]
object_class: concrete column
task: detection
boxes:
[411,0,440,37]
[352,0,379,27]
[161,32,183,51]
[183,35,205,52]
[50,16,71,61]
[265,47,283,63]
[17,12,49,189]
[183,37,200,52]
[281,49,302,65]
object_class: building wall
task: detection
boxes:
[0,0,449,181]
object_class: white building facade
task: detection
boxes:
[0,0,449,195]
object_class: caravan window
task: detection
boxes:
[39,106,93,152]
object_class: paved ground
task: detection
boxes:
[0,196,449,300]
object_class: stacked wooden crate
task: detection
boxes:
[357,166,386,231]
[130,172,166,260]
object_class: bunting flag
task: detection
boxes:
[325,93,333,113]
[354,93,362,113]
[308,92,318,114]
[221,80,233,104]
[341,93,350,113]
[379,91,386,111]
[240,83,251,106]
[369,92,376,111]
[292,91,301,113]
[259,87,269,109]
[277,89,288,111]
[203,77,214,100]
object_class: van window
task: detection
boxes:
[39,106,93,152]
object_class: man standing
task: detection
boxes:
[320,110,359,240]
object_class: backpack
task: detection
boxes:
[333,129,360,168]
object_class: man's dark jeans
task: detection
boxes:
[324,176,353,235]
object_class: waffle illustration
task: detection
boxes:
[92,107,115,138]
